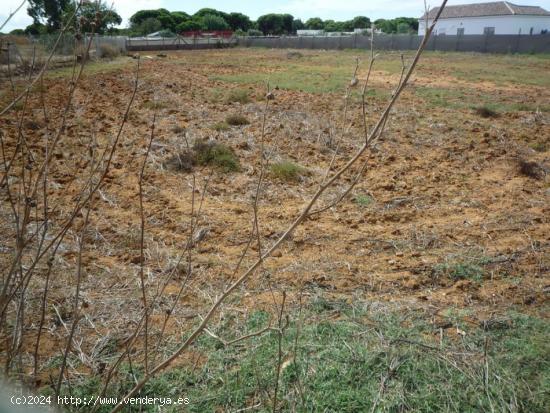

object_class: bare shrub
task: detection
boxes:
[164,150,196,172]
[212,121,230,131]
[226,114,249,126]
[99,43,120,59]
[225,89,250,104]
[287,51,303,59]
[517,158,548,180]
[474,106,499,118]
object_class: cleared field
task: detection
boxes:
[0,48,549,412]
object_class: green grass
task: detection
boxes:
[193,140,240,172]
[212,121,230,131]
[433,255,490,282]
[269,160,308,182]
[225,88,251,104]
[60,297,550,412]
[531,142,547,153]
[448,54,550,87]
[141,100,169,110]
[45,57,132,78]
[416,86,550,112]
[354,193,374,207]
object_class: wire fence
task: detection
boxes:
[238,33,550,54]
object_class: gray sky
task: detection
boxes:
[2,0,550,32]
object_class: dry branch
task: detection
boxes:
[108,2,449,411]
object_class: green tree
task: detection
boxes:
[171,12,190,25]
[281,14,294,33]
[194,8,227,20]
[63,1,122,34]
[134,17,162,35]
[351,16,370,29]
[305,17,324,30]
[292,19,305,32]
[129,8,174,31]
[397,22,411,33]
[24,22,47,35]
[226,12,251,31]
[177,19,205,33]
[201,14,230,30]
[257,14,284,35]
[247,29,263,36]
[325,20,348,32]
[27,0,70,32]
[374,18,396,33]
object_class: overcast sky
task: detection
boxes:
[2,0,550,32]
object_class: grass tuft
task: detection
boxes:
[270,161,308,182]
[517,158,547,180]
[354,194,373,207]
[225,89,251,104]
[193,140,240,172]
[225,114,250,126]
[212,121,230,132]
[474,106,499,118]
[433,259,486,281]
[163,150,196,172]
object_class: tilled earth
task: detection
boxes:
[1,49,549,384]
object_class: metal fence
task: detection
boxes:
[126,36,237,51]
[238,34,550,54]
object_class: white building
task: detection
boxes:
[418,1,550,35]
[297,30,325,36]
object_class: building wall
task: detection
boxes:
[419,15,550,35]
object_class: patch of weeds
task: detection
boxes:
[171,125,185,134]
[518,158,547,180]
[310,295,351,313]
[60,297,550,413]
[287,51,303,59]
[530,142,547,153]
[99,43,120,59]
[269,160,308,182]
[415,87,467,109]
[193,140,240,172]
[246,310,270,330]
[46,58,130,78]
[141,100,169,110]
[163,150,196,172]
[354,194,373,207]
[474,105,499,118]
[225,114,249,126]
[212,121,230,132]
[433,261,485,281]
[225,89,251,104]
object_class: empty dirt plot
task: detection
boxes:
[1,48,549,412]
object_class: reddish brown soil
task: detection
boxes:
[0,49,548,381]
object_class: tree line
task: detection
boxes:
[5,1,419,36]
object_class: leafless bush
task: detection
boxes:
[98,43,120,59]
[517,158,548,180]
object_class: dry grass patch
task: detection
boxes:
[225,114,250,126]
